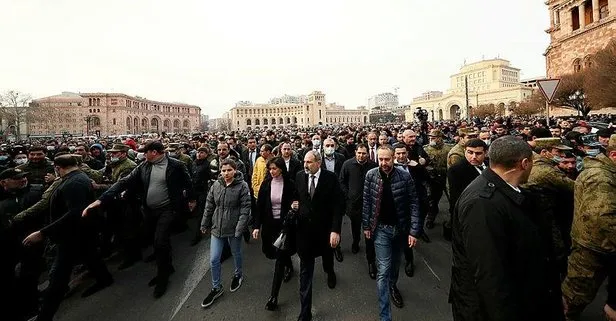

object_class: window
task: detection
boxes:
[572,7,580,30]
[585,0,594,24]
[600,0,609,19]
[112,118,116,125]
[573,58,582,73]
[583,55,593,68]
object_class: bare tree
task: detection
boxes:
[584,39,616,109]
[0,90,36,138]
[472,104,497,118]
[550,72,594,118]
[512,92,545,116]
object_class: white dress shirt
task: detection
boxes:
[307,168,321,191]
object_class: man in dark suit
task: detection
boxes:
[320,138,345,179]
[292,150,344,321]
[444,138,487,241]
[240,136,258,177]
[281,142,302,177]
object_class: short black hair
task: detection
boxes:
[464,138,488,150]
[28,145,46,153]
[220,158,237,170]
[356,143,368,151]
[53,154,79,168]
[261,144,273,152]
[488,136,533,169]
[530,127,552,139]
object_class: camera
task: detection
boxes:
[414,107,429,122]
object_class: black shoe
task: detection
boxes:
[443,221,452,242]
[189,235,202,247]
[230,275,243,292]
[118,258,139,270]
[297,313,312,321]
[283,266,294,283]
[153,278,168,298]
[351,243,360,254]
[420,232,431,243]
[334,247,344,262]
[148,267,175,287]
[390,286,404,308]
[405,261,415,277]
[425,221,435,229]
[327,272,337,289]
[265,296,278,311]
[143,253,156,263]
[368,263,376,280]
[201,287,224,308]
[81,278,113,298]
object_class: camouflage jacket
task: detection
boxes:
[13,178,62,223]
[522,156,575,259]
[111,158,137,183]
[81,163,103,183]
[571,154,616,253]
[447,143,465,169]
[425,143,452,178]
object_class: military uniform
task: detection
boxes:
[16,160,54,187]
[562,142,616,319]
[167,143,193,175]
[424,129,452,226]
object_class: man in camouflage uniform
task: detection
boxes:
[447,128,478,169]
[522,137,575,279]
[424,129,452,229]
[561,134,616,321]
[92,144,140,269]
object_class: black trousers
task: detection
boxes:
[427,176,446,222]
[38,236,111,321]
[270,254,293,298]
[299,250,334,320]
[144,206,176,278]
[348,213,376,264]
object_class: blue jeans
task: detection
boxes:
[373,224,406,321]
[210,235,243,289]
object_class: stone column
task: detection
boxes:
[592,0,600,21]
[554,9,560,25]
[579,3,586,28]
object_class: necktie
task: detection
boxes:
[370,148,375,162]
[309,175,316,199]
[476,165,485,171]
[250,151,254,166]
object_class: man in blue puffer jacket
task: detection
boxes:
[362,145,422,321]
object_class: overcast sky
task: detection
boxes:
[1,0,549,117]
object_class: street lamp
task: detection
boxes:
[84,115,93,136]
[568,90,586,117]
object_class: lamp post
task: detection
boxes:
[84,115,93,136]
[568,90,586,117]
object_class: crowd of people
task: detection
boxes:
[0,113,615,321]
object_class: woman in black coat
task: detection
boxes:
[252,156,296,311]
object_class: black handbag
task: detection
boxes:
[273,209,297,251]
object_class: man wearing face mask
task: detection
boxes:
[522,137,575,279]
[424,129,452,229]
[450,136,562,321]
[16,146,55,187]
[309,134,323,156]
[478,130,491,147]
[13,152,28,166]
[321,138,346,262]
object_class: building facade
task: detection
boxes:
[367,92,399,112]
[545,0,614,77]
[29,92,201,137]
[228,91,368,131]
[407,59,534,121]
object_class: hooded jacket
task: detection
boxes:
[571,154,616,253]
[201,171,251,238]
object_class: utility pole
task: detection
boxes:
[465,75,470,120]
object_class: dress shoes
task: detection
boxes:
[390,285,404,308]
[327,271,337,289]
[405,260,415,277]
[351,243,360,254]
[297,313,312,321]
[283,266,294,283]
[265,296,278,311]
[81,277,113,298]
[368,263,377,280]
[153,278,168,298]
[334,247,344,262]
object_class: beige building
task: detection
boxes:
[545,0,613,78]
[407,59,534,121]
[229,91,368,131]
[29,92,201,136]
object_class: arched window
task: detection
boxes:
[173,119,180,128]
[573,58,582,73]
[583,55,592,69]
[92,116,101,126]
[126,117,131,129]
[183,119,189,128]
[246,119,252,126]
[255,119,260,125]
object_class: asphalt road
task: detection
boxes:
[54,199,608,321]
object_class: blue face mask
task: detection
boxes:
[0,155,8,161]
[586,149,601,157]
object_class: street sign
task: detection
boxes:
[537,79,561,103]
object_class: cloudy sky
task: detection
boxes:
[1,0,549,117]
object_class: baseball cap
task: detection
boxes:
[0,168,29,180]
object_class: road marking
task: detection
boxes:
[169,241,211,321]
[422,258,441,282]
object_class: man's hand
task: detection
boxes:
[82,200,102,217]
[418,157,426,166]
[252,229,260,240]
[188,200,197,212]
[200,227,210,235]
[330,232,340,248]
[408,235,418,248]
[291,201,299,210]
[44,173,56,183]
[23,231,43,246]
[364,230,371,240]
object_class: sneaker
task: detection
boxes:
[230,275,243,292]
[201,287,224,308]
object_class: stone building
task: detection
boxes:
[545,0,613,77]
[29,92,201,137]
[407,59,534,121]
[228,91,369,131]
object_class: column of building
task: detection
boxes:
[579,2,586,29]
[592,0,600,21]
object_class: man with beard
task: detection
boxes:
[423,129,452,229]
[557,151,578,180]
[280,142,302,177]
[74,144,104,170]
[450,136,561,321]
[16,146,55,187]
[402,130,431,242]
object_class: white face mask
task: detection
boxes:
[324,147,335,156]
[110,157,120,163]
[482,139,491,146]
[136,153,145,161]
[15,158,28,165]
[312,140,321,148]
